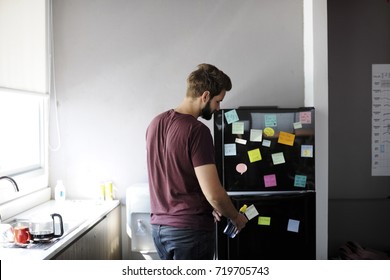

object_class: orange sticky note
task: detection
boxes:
[278,131,295,146]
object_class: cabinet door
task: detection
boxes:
[105,205,121,259]
[54,205,121,260]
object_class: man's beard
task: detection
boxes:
[200,100,213,120]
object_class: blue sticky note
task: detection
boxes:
[224,110,239,124]
[301,145,313,158]
[224,143,236,156]
[287,219,300,233]
[264,114,277,127]
[294,175,307,188]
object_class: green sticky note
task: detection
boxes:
[232,122,245,134]
[258,216,271,226]
[248,148,262,163]
[250,129,262,142]
[271,152,285,165]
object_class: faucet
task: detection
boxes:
[0,176,19,192]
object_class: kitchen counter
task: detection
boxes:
[0,199,120,260]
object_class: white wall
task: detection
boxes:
[50,0,305,200]
[310,0,328,260]
[50,0,328,259]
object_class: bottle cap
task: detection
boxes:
[239,204,247,213]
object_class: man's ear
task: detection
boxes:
[201,91,210,102]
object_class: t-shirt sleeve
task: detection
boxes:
[190,125,216,167]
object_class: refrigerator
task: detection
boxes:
[213,107,315,260]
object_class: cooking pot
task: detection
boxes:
[29,213,64,242]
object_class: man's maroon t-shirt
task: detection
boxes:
[146,109,215,231]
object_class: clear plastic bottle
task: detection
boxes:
[223,204,247,238]
[55,180,66,201]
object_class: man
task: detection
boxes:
[146,63,247,260]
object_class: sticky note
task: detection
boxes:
[248,148,262,163]
[250,129,262,142]
[245,204,259,220]
[301,145,313,158]
[287,219,300,233]
[264,174,277,188]
[236,163,247,175]
[224,143,236,156]
[265,114,277,127]
[263,127,275,137]
[224,110,239,124]
[299,112,312,124]
[293,122,302,129]
[271,152,285,165]
[232,122,245,134]
[235,138,247,145]
[258,216,271,226]
[294,175,307,188]
[278,131,295,146]
[262,139,271,147]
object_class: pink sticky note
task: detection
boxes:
[236,163,248,175]
[299,112,312,124]
[264,174,277,188]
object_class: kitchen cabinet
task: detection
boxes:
[53,205,121,260]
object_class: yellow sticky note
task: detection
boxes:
[278,131,295,146]
[258,216,271,226]
[263,127,275,137]
[248,148,262,163]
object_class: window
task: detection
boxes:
[0,89,47,176]
[0,0,49,202]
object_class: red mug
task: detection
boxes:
[14,226,31,244]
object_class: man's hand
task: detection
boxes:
[212,209,222,222]
[231,213,248,234]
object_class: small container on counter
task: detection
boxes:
[55,180,66,201]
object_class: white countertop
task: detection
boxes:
[0,199,120,260]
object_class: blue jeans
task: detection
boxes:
[152,224,215,260]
